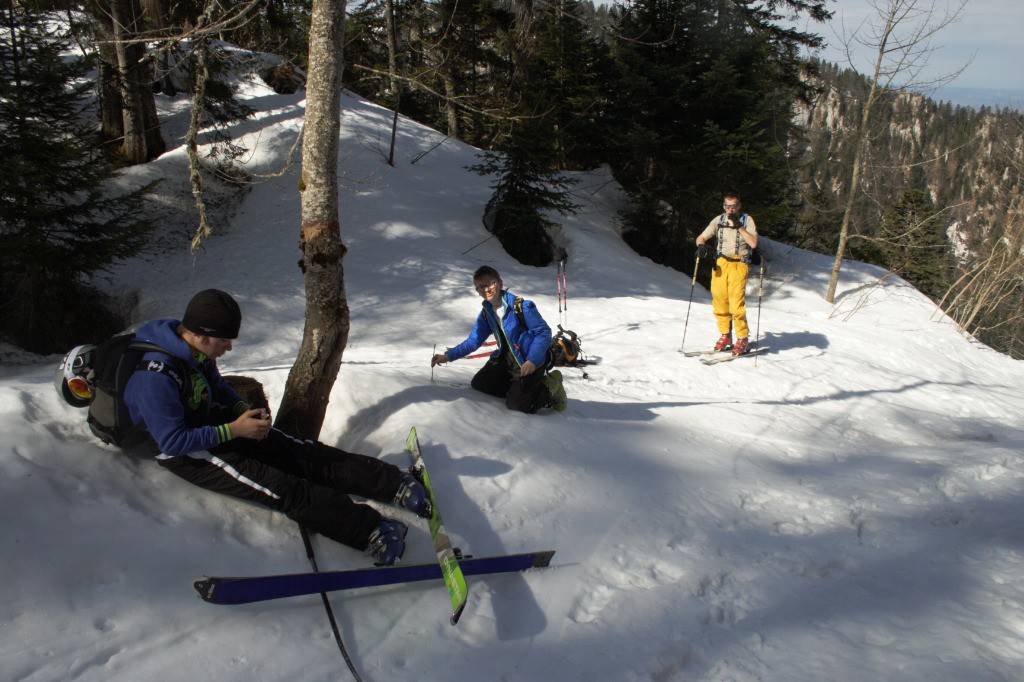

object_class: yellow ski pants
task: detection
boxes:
[710,258,750,338]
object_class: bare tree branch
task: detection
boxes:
[825,0,969,304]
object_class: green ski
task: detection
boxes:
[405,427,469,624]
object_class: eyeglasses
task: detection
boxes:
[475,280,500,294]
[723,203,739,209]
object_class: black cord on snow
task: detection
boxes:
[300,526,364,682]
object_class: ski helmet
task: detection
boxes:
[54,344,96,408]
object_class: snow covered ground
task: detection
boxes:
[3,68,1024,682]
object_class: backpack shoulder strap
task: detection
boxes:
[513,296,526,328]
[128,341,191,398]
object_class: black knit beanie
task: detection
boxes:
[182,289,242,339]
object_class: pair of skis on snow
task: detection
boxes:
[193,427,554,625]
[680,346,767,365]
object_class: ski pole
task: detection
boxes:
[753,258,765,367]
[553,247,568,325]
[558,259,568,325]
[679,255,700,351]
[299,525,364,681]
[556,262,563,315]
[466,340,499,359]
[430,344,436,382]
[561,262,567,314]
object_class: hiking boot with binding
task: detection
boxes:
[732,337,750,356]
[366,518,408,566]
[394,470,432,518]
[544,370,568,412]
[714,334,733,352]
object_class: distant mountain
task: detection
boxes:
[930,86,1024,111]
[789,60,1024,358]
[795,61,1023,244]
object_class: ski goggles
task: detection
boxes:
[61,344,94,400]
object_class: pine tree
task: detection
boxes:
[529,0,616,170]
[609,0,825,270]
[467,0,601,266]
[0,7,154,353]
[471,117,579,266]
[875,189,951,300]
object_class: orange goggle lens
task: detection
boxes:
[67,376,93,400]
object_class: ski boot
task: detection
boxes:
[394,470,432,518]
[366,518,408,566]
[544,370,568,412]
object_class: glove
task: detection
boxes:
[696,243,711,260]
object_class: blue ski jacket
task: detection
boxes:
[124,319,248,457]
[446,290,552,369]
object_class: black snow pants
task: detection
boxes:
[470,352,552,414]
[158,429,399,551]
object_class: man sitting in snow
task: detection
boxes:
[124,289,427,565]
[431,266,567,413]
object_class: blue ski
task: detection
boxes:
[194,550,555,605]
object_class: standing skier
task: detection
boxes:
[431,266,567,413]
[695,193,759,356]
[124,289,429,565]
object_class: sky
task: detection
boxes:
[3,47,1024,681]
[798,0,1024,107]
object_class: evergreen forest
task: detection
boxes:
[1,0,1022,358]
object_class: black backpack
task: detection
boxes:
[57,334,191,447]
[548,326,585,367]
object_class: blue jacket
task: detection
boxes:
[446,290,552,368]
[124,319,247,457]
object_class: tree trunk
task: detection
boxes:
[442,68,458,137]
[824,118,868,303]
[275,0,350,439]
[825,9,889,304]
[385,0,401,166]
[139,0,177,95]
[92,0,165,163]
[110,0,147,163]
[133,36,166,158]
[88,15,125,149]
